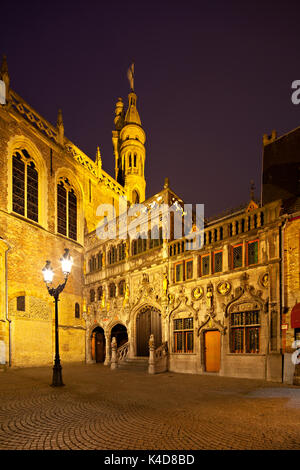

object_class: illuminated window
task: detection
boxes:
[247,240,259,265]
[57,179,77,240]
[173,318,194,353]
[230,310,260,353]
[12,150,38,222]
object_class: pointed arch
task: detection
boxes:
[7,135,48,228]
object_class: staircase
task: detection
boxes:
[118,356,148,371]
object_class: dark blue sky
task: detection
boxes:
[1,0,300,217]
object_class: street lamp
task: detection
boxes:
[42,248,73,387]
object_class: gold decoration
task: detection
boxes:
[192,286,203,300]
[217,281,231,296]
[261,273,269,288]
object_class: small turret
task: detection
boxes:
[0,55,10,103]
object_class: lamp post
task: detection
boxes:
[42,248,73,387]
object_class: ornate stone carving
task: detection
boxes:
[169,286,199,321]
[224,273,267,318]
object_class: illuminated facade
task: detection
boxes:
[0,55,299,384]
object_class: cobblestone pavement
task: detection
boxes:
[0,363,299,450]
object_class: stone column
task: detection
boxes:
[104,334,111,366]
[148,334,155,375]
[110,337,117,370]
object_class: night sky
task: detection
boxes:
[1,0,300,217]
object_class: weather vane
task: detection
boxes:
[127,62,135,91]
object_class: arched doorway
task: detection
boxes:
[111,323,128,348]
[91,327,106,363]
[136,306,162,356]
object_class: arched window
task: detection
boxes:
[132,190,139,204]
[12,149,39,222]
[119,280,125,296]
[75,303,80,318]
[118,242,126,261]
[97,286,103,301]
[90,289,95,303]
[134,154,137,167]
[109,283,116,298]
[129,153,132,168]
[57,178,77,240]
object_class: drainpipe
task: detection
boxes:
[0,237,12,367]
[279,217,288,383]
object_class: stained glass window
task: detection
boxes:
[214,251,223,273]
[173,317,194,353]
[12,153,25,216]
[232,244,243,269]
[12,150,39,222]
[201,255,210,276]
[57,182,67,236]
[175,263,184,282]
[90,289,95,303]
[119,280,125,296]
[57,180,77,240]
[68,189,77,241]
[247,240,258,265]
[109,283,116,298]
[97,252,103,270]
[97,286,103,301]
[230,310,260,353]
[186,260,193,280]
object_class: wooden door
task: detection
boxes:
[136,308,161,356]
[204,330,221,372]
[96,332,105,363]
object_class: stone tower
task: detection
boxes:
[112,71,146,204]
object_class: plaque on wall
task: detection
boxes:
[217,281,231,296]
[191,286,204,300]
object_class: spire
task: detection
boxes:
[125,62,141,125]
[56,108,64,146]
[95,146,102,177]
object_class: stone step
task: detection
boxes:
[118,356,148,370]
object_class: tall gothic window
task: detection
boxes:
[57,179,77,240]
[12,150,39,222]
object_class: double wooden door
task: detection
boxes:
[136,307,162,356]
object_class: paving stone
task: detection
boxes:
[0,364,299,450]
